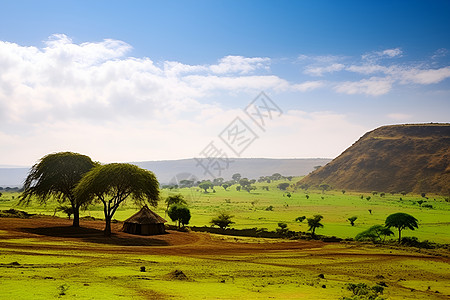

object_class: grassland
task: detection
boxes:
[0,217,449,299]
[1,177,449,243]
[0,179,449,299]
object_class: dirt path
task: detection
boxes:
[0,216,326,255]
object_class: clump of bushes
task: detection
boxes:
[400,237,436,249]
[0,209,34,218]
[343,282,384,299]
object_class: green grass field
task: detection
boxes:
[1,179,449,299]
[1,177,449,243]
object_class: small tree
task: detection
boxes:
[277,183,290,191]
[199,181,213,193]
[307,215,324,237]
[168,204,191,228]
[276,222,289,235]
[74,163,159,236]
[355,225,393,242]
[385,212,418,243]
[165,194,187,216]
[341,190,346,194]
[348,216,357,226]
[295,216,306,223]
[232,173,241,183]
[211,212,234,230]
[319,184,330,194]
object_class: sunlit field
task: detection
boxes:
[0,179,449,299]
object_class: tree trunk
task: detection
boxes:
[104,217,112,237]
[398,228,402,243]
[72,205,80,227]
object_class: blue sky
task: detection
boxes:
[0,0,449,166]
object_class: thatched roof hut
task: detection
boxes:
[122,206,167,235]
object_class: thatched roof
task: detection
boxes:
[124,206,167,224]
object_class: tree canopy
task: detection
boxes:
[168,204,191,228]
[74,163,159,236]
[307,214,324,237]
[355,225,393,242]
[198,181,213,193]
[385,212,418,242]
[20,152,96,227]
[277,182,290,191]
[165,194,187,215]
[211,212,234,230]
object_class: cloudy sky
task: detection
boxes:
[1,0,449,166]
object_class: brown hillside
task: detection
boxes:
[298,124,450,195]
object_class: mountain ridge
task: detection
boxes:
[298,123,450,195]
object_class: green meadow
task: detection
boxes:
[1,176,449,243]
[1,178,449,299]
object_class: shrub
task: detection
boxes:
[348,216,357,226]
[346,282,384,299]
[210,212,234,230]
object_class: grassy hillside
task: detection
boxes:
[298,124,450,195]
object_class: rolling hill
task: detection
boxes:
[298,123,450,195]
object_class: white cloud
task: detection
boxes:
[209,55,270,74]
[381,48,402,58]
[334,77,393,96]
[305,63,345,76]
[292,81,324,92]
[397,66,450,84]
[362,48,402,61]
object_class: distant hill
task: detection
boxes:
[133,158,331,184]
[298,124,450,195]
[0,158,331,187]
[0,168,28,187]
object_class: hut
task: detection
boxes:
[122,206,167,235]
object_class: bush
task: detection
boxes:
[401,236,436,249]
[346,282,384,299]
[210,212,234,230]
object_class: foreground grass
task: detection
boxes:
[1,227,449,300]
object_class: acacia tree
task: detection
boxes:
[211,212,234,230]
[385,212,419,242]
[307,214,324,237]
[74,163,159,236]
[20,152,96,227]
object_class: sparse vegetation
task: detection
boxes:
[385,212,419,243]
[307,214,324,237]
[347,216,357,226]
[210,212,234,230]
